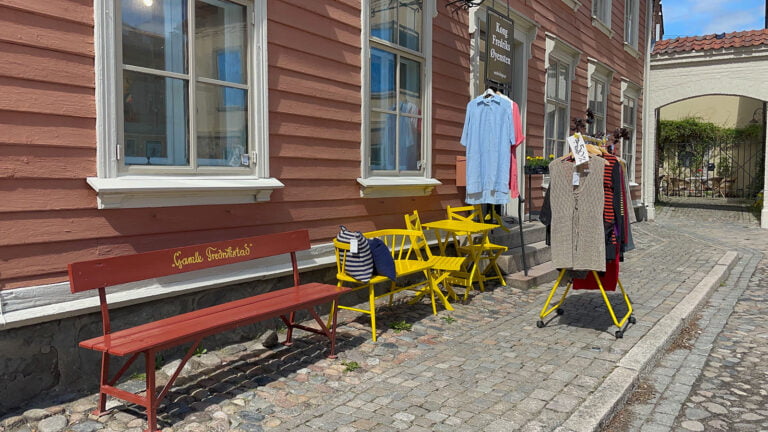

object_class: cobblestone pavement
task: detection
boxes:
[603,198,768,432]
[0,198,757,432]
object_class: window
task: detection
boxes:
[621,80,641,182]
[544,34,580,159]
[91,0,280,209]
[591,0,613,37]
[545,59,571,159]
[624,0,640,49]
[360,0,439,197]
[587,59,613,137]
[122,0,251,169]
[592,0,611,26]
[588,78,606,136]
[368,0,425,174]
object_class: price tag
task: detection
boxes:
[350,238,358,254]
[567,135,590,166]
[572,171,580,186]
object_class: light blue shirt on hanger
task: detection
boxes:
[460,93,516,204]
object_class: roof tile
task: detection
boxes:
[652,28,768,54]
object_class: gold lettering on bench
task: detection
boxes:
[206,243,252,261]
[172,251,204,270]
[171,243,253,270]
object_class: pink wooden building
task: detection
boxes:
[0,0,656,411]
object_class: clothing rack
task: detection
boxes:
[537,124,637,338]
[536,269,635,338]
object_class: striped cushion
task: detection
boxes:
[336,226,374,282]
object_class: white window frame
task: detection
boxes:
[591,0,613,38]
[621,79,641,183]
[358,0,440,198]
[544,34,580,160]
[90,0,282,209]
[561,0,583,12]
[587,58,614,137]
[624,0,641,56]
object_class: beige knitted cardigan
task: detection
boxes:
[548,156,607,272]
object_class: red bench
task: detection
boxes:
[68,229,348,432]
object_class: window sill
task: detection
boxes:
[87,176,285,209]
[592,17,614,38]
[561,0,582,11]
[357,177,442,198]
[624,42,641,58]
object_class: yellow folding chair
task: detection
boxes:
[331,229,452,341]
[446,205,508,286]
[404,210,468,301]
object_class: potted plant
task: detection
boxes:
[524,154,555,174]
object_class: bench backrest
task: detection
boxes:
[69,229,312,293]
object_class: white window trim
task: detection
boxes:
[587,58,615,135]
[92,0,282,209]
[561,0,582,12]
[359,0,439,198]
[621,78,642,183]
[592,17,614,38]
[544,33,581,77]
[624,42,641,58]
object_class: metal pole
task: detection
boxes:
[517,198,528,276]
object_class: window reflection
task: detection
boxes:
[123,70,189,165]
[122,0,188,73]
[370,0,422,52]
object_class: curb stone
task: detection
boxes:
[559,250,738,432]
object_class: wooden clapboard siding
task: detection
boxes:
[266,0,362,222]
[1,0,93,24]
[0,0,648,294]
[0,179,95,213]
[0,4,93,57]
[0,0,375,293]
[0,145,95,178]
[431,7,471,189]
[504,0,649,212]
[0,41,93,88]
[0,0,99,290]
[0,111,95,150]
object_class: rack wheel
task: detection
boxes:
[629,316,637,324]
[536,320,545,328]
[615,330,624,339]
[556,308,564,315]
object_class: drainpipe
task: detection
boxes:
[641,0,657,221]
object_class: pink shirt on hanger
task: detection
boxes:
[509,101,525,198]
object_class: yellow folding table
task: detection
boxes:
[422,219,505,300]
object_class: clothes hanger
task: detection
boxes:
[585,143,604,155]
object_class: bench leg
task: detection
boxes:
[283,311,296,346]
[144,349,158,432]
[93,352,110,416]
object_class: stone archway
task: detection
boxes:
[644,45,768,227]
